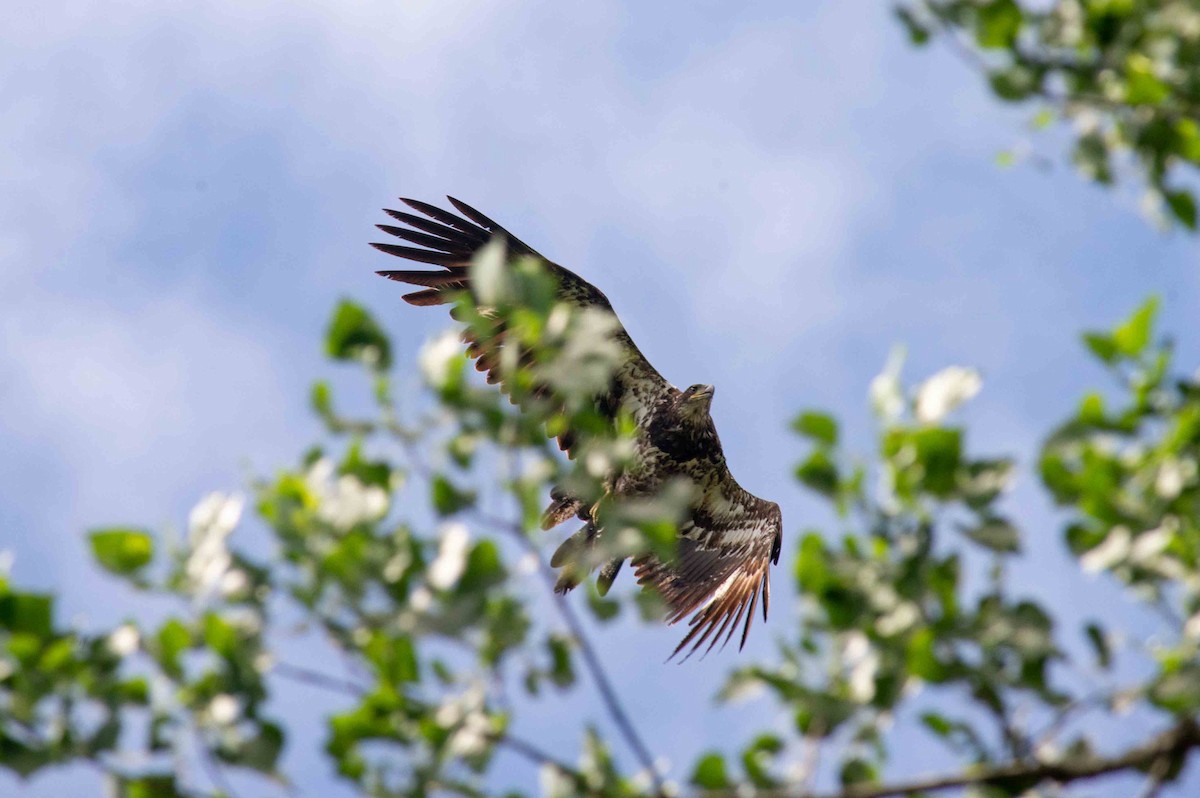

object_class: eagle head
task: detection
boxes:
[681,383,715,417]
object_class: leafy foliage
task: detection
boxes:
[898,0,1200,230]
[2,258,1199,796]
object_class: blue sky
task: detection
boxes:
[3,0,1200,795]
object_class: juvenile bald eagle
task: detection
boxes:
[373,197,782,659]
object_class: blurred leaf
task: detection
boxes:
[691,752,731,789]
[895,6,930,45]
[1113,296,1159,358]
[0,591,53,638]
[959,518,1020,553]
[1084,622,1112,670]
[976,0,1021,49]
[1165,190,1197,230]
[432,475,476,516]
[88,529,154,576]
[112,775,184,798]
[1151,664,1200,714]
[796,450,839,497]
[792,411,839,446]
[326,300,392,370]
[1083,332,1118,364]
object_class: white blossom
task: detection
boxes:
[208,694,240,725]
[1081,526,1131,573]
[304,458,389,531]
[108,624,140,657]
[843,632,879,703]
[469,238,510,305]
[419,330,465,389]
[184,492,244,603]
[915,366,982,424]
[1156,457,1195,499]
[869,346,906,422]
[427,523,470,590]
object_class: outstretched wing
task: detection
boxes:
[372,197,673,454]
[633,479,782,661]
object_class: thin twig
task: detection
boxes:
[481,511,665,795]
[395,418,662,792]
[194,728,241,798]
[273,661,368,696]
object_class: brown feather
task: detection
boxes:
[383,208,487,246]
[370,242,466,266]
[376,224,465,253]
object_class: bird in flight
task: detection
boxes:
[372,197,782,659]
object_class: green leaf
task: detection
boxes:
[0,591,53,638]
[989,65,1038,101]
[1125,54,1170,105]
[586,586,620,622]
[907,627,947,682]
[113,775,184,798]
[365,632,419,685]
[457,540,506,594]
[742,734,783,788]
[1084,622,1112,670]
[154,618,192,677]
[976,0,1022,49]
[431,475,476,516]
[691,752,731,789]
[792,411,839,446]
[326,300,392,370]
[1113,296,1159,357]
[1083,332,1118,364]
[1165,190,1197,230]
[895,7,930,45]
[795,450,839,497]
[221,721,284,773]
[546,634,575,688]
[88,529,154,576]
[840,757,878,786]
[959,518,1020,553]
[1150,663,1200,714]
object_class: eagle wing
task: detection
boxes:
[633,478,782,661]
[372,197,673,455]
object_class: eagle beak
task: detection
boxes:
[690,384,715,403]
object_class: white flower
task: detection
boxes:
[869,346,906,422]
[219,569,249,598]
[303,459,389,531]
[208,694,240,725]
[543,308,623,401]
[419,330,465,389]
[843,632,879,703]
[319,477,388,529]
[1156,458,1195,499]
[185,492,244,603]
[1130,523,1173,563]
[915,366,982,424]
[469,238,510,305]
[1081,527,1131,573]
[108,624,140,657]
[876,602,920,636]
[427,523,470,590]
[447,711,492,757]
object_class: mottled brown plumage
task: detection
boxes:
[373,197,782,659]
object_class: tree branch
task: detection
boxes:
[484,512,665,795]
[770,719,1200,798]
